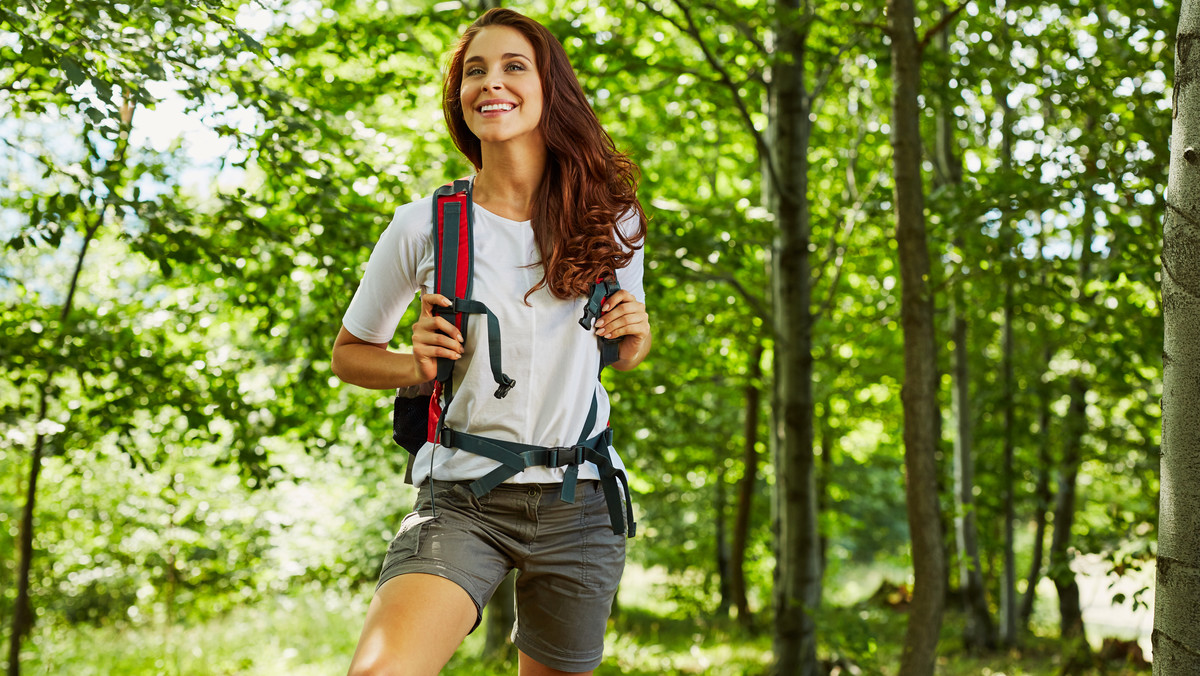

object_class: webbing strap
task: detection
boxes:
[433,182,472,393]
[449,298,515,398]
[560,394,597,503]
[580,278,623,374]
[441,425,635,536]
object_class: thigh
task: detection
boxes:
[512,482,626,673]
[377,481,514,629]
[347,573,476,676]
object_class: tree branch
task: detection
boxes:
[810,10,881,106]
[811,171,886,322]
[918,3,966,56]
[637,0,784,194]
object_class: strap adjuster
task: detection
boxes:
[494,376,516,399]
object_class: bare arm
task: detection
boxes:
[593,289,652,371]
[331,294,464,389]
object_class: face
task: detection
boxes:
[459,26,544,148]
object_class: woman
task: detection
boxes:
[332,8,650,676]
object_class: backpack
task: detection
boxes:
[391,179,635,536]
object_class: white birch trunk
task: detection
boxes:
[1154,2,1200,672]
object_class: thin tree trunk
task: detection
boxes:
[1049,376,1089,665]
[997,83,1019,649]
[950,297,993,651]
[889,0,946,673]
[817,415,831,577]
[1154,6,1200,670]
[732,345,764,625]
[716,465,732,616]
[8,208,108,676]
[935,2,992,650]
[768,1,820,673]
[1020,341,1054,626]
[1050,177,1098,672]
[8,419,45,676]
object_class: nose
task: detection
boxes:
[482,76,503,91]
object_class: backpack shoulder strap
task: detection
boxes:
[425,180,517,446]
[431,179,474,391]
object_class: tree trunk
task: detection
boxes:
[950,298,994,652]
[8,422,45,676]
[1049,377,1088,645]
[1020,342,1055,626]
[768,1,821,674]
[1049,165,1098,664]
[732,345,764,625]
[888,0,947,673]
[1154,4,1200,671]
[997,83,1019,649]
[483,571,516,662]
[935,4,992,651]
[8,202,109,676]
[716,465,732,617]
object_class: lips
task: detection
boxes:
[477,99,517,115]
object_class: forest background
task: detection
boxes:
[0,0,1179,674]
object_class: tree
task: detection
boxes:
[1154,1,1200,672]
[887,0,946,672]
[764,1,822,672]
[2,2,265,672]
[932,1,994,653]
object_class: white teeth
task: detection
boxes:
[481,103,514,112]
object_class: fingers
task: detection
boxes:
[594,291,648,340]
[420,293,453,317]
[413,294,464,370]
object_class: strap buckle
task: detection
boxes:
[494,376,516,399]
[548,445,586,467]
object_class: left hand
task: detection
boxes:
[593,289,651,369]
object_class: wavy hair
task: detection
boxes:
[443,8,646,300]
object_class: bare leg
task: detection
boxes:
[518,649,593,676]
[347,573,477,676]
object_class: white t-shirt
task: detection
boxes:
[342,189,644,487]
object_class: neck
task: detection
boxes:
[473,138,548,221]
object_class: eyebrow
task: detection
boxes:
[464,53,531,65]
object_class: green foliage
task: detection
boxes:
[0,0,1174,669]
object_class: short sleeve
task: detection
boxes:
[341,200,432,344]
[614,209,645,303]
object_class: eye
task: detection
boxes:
[465,66,485,77]
[505,62,526,72]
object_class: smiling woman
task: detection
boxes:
[333,7,651,676]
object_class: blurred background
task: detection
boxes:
[1,0,1171,673]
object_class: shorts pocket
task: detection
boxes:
[387,510,435,559]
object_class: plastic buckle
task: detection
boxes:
[547,445,585,467]
[494,377,515,399]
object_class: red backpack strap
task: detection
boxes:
[426,179,516,446]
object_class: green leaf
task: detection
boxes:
[236,28,263,55]
[60,57,87,86]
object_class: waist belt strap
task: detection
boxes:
[439,426,636,537]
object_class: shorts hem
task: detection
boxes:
[513,632,604,673]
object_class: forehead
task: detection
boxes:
[464,25,536,62]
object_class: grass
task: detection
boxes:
[11,569,1153,676]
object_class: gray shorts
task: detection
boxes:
[377,479,626,672]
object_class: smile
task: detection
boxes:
[479,102,515,113]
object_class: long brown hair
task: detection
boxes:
[443,8,647,300]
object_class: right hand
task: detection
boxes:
[411,293,464,382]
